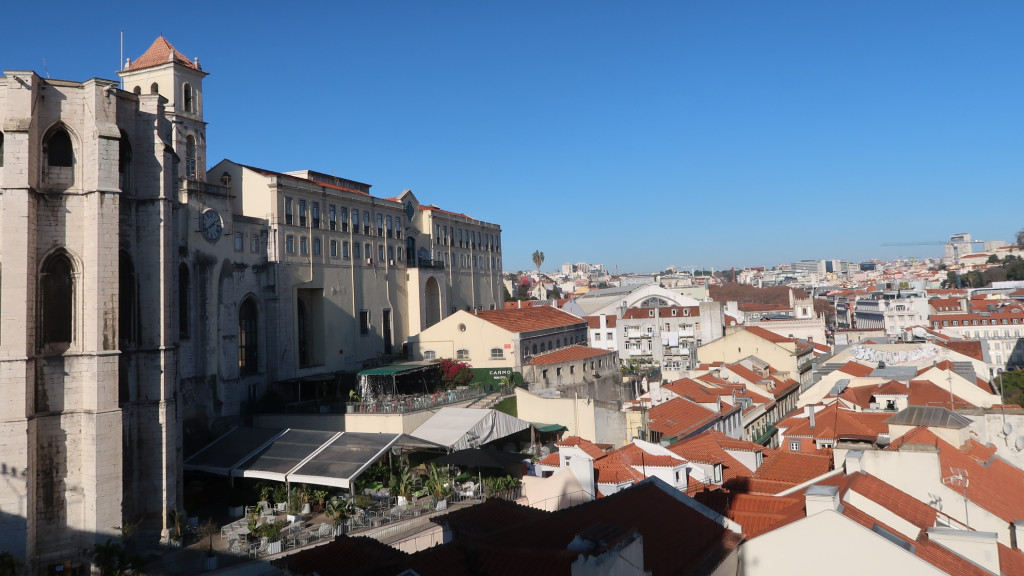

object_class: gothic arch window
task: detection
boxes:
[119,131,133,193]
[183,83,194,113]
[46,127,74,167]
[119,252,138,347]
[40,252,74,347]
[185,135,197,179]
[0,131,5,167]
[150,82,159,94]
[178,263,190,339]
[132,86,141,95]
[238,297,259,376]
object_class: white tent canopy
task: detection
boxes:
[409,407,530,451]
[183,427,406,489]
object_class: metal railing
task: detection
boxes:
[347,387,485,414]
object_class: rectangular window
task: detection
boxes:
[789,440,800,451]
[377,213,384,237]
[359,310,370,335]
[234,233,243,251]
[387,215,393,237]
[364,243,371,260]
[352,242,360,259]
[286,235,295,254]
[363,211,370,234]
[395,216,402,238]
[594,333,601,341]
[378,244,385,262]
[299,199,307,227]
[329,205,337,230]
[312,202,320,228]
[252,235,260,253]
[300,236,308,255]
[388,246,394,262]
[343,241,350,258]
[313,238,321,256]
[330,239,338,258]
[285,197,293,225]
[397,247,403,261]
[345,207,352,232]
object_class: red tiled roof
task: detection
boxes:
[888,426,1024,525]
[584,315,617,328]
[779,404,891,443]
[837,361,875,377]
[934,339,985,362]
[743,325,795,344]
[126,36,200,72]
[556,436,607,459]
[648,397,720,439]
[473,307,585,333]
[663,378,726,404]
[723,492,806,538]
[845,472,938,529]
[526,345,612,366]
[753,449,832,485]
[668,430,764,482]
[536,453,560,467]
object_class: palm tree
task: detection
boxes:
[531,250,545,272]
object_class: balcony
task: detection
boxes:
[414,258,446,269]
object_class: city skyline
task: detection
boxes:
[3,2,1022,272]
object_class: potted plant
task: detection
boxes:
[168,510,184,547]
[197,519,219,570]
[312,489,329,514]
[347,389,361,413]
[424,464,452,508]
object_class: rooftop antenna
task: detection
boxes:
[941,467,970,529]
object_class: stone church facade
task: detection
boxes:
[0,37,503,572]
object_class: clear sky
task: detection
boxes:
[3,2,1023,273]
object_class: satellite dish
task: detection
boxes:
[1003,422,1014,437]
[1015,436,1024,452]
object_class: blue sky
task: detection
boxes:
[4,2,1023,273]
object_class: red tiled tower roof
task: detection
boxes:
[126,36,200,72]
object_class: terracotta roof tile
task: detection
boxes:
[556,436,607,459]
[753,449,832,485]
[473,307,586,333]
[779,404,891,443]
[126,36,200,72]
[648,397,720,439]
[584,315,617,328]
[526,345,613,366]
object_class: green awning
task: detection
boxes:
[531,422,569,433]
[357,363,435,376]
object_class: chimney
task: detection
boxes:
[926,528,1000,574]
[805,485,841,516]
[1012,520,1024,550]
[805,405,816,429]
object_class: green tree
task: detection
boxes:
[987,254,1002,264]
[532,250,545,272]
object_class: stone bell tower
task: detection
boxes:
[119,36,209,181]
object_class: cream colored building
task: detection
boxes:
[698,326,815,385]
[407,306,589,372]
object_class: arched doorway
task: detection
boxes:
[424,277,441,328]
